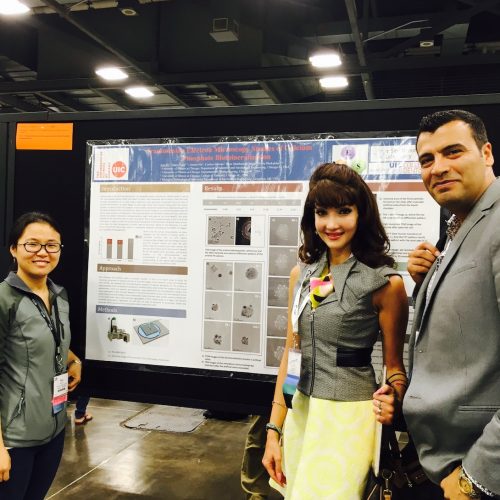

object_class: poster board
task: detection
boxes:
[85,136,439,375]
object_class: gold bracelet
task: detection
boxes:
[272,400,287,409]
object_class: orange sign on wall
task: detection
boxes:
[16,123,74,150]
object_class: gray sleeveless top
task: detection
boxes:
[296,253,398,401]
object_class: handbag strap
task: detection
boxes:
[384,427,430,489]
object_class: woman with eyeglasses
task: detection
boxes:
[0,212,81,499]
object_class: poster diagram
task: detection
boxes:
[134,320,170,344]
[86,137,440,374]
[107,317,130,342]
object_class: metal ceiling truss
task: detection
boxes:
[0,0,499,112]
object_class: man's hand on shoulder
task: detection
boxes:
[408,241,441,285]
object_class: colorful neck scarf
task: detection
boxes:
[310,265,335,309]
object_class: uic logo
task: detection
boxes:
[111,161,127,178]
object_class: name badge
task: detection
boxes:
[52,373,68,415]
[291,284,309,333]
[283,348,302,409]
[287,348,302,377]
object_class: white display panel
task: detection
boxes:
[86,138,440,374]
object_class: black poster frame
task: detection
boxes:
[1,96,499,413]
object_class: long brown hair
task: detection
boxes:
[299,163,394,268]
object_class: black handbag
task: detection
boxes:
[363,427,442,500]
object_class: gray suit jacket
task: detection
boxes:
[404,178,500,494]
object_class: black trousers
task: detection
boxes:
[0,429,65,500]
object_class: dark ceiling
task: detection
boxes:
[1,0,500,113]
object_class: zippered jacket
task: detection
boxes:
[0,272,71,447]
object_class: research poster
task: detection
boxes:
[85,137,440,375]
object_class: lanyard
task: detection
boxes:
[291,269,313,333]
[30,296,65,374]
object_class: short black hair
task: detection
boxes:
[417,109,488,149]
[9,211,62,249]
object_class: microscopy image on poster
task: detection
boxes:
[207,215,254,246]
[233,293,261,323]
[267,307,288,337]
[268,247,298,277]
[269,216,299,246]
[203,321,231,351]
[233,262,262,293]
[207,216,235,245]
[235,216,252,245]
[204,291,232,321]
[232,323,260,353]
[268,277,290,307]
[205,261,234,291]
[266,337,287,367]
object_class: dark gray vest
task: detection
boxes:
[296,254,397,401]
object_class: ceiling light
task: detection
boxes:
[125,87,154,98]
[0,0,30,15]
[419,40,434,48]
[309,52,342,68]
[319,76,348,89]
[120,8,138,16]
[95,67,129,81]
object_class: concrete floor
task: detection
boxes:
[47,398,282,500]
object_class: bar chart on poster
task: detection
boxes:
[85,137,440,375]
[99,233,143,262]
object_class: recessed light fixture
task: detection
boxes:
[0,0,30,15]
[125,87,154,98]
[419,40,434,48]
[120,8,138,16]
[309,52,342,68]
[95,67,129,81]
[319,76,349,89]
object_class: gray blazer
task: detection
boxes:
[404,178,500,494]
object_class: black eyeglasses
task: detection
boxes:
[18,242,63,254]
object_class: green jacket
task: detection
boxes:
[0,272,71,447]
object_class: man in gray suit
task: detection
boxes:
[405,109,499,499]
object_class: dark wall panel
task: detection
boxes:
[7,103,500,412]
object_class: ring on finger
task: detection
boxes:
[378,407,382,415]
[377,400,382,409]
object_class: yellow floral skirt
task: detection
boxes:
[271,391,376,500]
